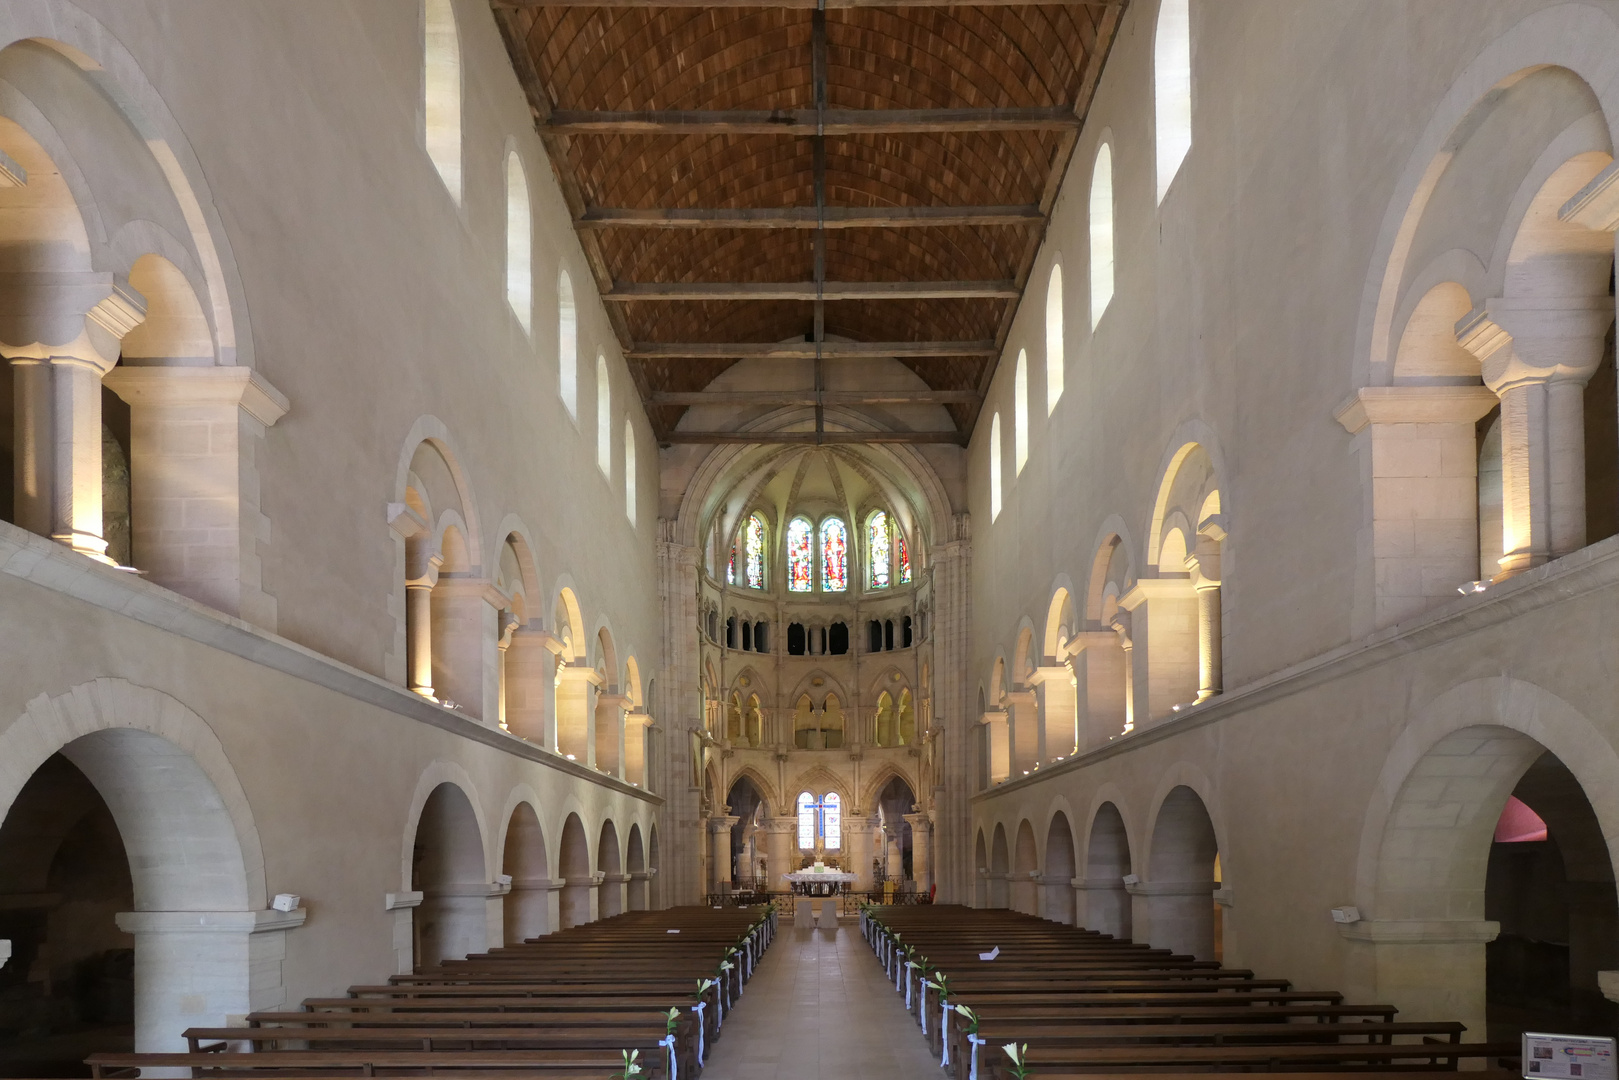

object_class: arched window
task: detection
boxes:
[786,517,814,592]
[624,419,636,525]
[558,272,578,418]
[596,354,611,475]
[1014,349,1030,473]
[868,510,891,589]
[796,791,815,850]
[505,153,532,333]
[1154,0,1192,204]
[1046,265,1064,413]
[820,517,848,592]
[898,529,912,584]
[423,0,462,203]
[744,513,766,589]
[1089,143,1114,329]
[989,413,1003,521]
[823,792,841,850]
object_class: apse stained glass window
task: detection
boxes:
[868,511,891,589]
[744,514,766,589]
[796,791,815,849]
[787,517,813,592]
[823,792,842,850]
[820,517,848,592]
[899,531,912,584]
[726,543,736,585]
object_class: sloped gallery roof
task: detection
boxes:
[492,0,1124,444]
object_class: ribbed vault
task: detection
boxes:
[492,0,1124,443]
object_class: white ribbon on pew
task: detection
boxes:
[939,1003,950,1067]
[919,986,927,1034]
[661,1033,677,1080]
[904,963,915,1008]
[690,1001,706,1065]
[968,1033,986,1080]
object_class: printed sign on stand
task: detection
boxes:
[1524,1033,1616,1080]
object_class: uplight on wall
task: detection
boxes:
[1458,580,1489,596]
[272,893,300,913]
[1330,906,1362,924]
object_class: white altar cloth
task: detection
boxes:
[782,871,856,885]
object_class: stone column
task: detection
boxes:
[504,875,554,941]
[429,576,501,722]
[495,612,517,729]
[980,709,1009,785]
[930,523,973,904]
[116,907,305,1052]
[0,272,147,563]
[101,366,289,626]
[404,544,442,699]
[1073,878,1130,939]
[850,815,881,892]
[1128,879,1218,961]
[555,664,601,764]
[623,709,651,786]
[1185,528,1224,703]
[904,812,932,893]
[1031,665,1078,761]
[1459,299,1612,575]
[708,815,738,894]
[1069,630,1127,748]
[1004,688,1038,774]
[764,818,797,892]
[503,626,554,745]
[1335,387,1501,627]
[628,871,651,911]
[1118,579,1199,722]
[885,826,903,881]
[1339,919,1499,1038]
[1109,614,1136,733]
[595,692,629,778]
[656,533,704,907]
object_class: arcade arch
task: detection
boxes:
[411,782,487,967]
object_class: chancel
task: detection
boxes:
[1,2,1618,1079]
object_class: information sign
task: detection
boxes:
[1524,1033,1617,1080]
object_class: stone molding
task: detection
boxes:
[102,365,290,427]
[1560,160,1619,230]
[384,891,424,910]
[116,908,308,934]
[1336,919,1499,944]
[1333,385,1499,434]
[1124,879,1217,897]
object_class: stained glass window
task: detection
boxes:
[820,517,848,592]
[868,511,891,589]
[744,514,766,589]
[726,542,736,584]
[787,517,813,592]
[796,791,815,850]
[823,792,841,850]
[898,530,911,584]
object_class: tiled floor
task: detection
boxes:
[697,920,944,1080]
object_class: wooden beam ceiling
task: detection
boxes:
[605,281,1019,302]
[547,107,1081,135]
[492,1,1126,444]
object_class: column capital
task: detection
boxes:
[902,812,931,829]
[1457,298,1613,391]
[707,815,739,833]
[102,365,289,426]
[1119,576,1193,609]
[0,271,147,372]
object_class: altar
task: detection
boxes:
[782,868,857,896]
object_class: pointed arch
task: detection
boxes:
[1014,348,1030,473]
[624,419,637,525]
[596,353,611,476]
[988,412,1003,521]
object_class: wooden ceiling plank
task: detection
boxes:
[578,205,1043,229]
[629,340,997,359]
[606,280,1019,301]
[661,431,967,445]
[548,107,1081,135]
[651,390,979,405]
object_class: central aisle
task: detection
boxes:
[697,919,942,1080]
